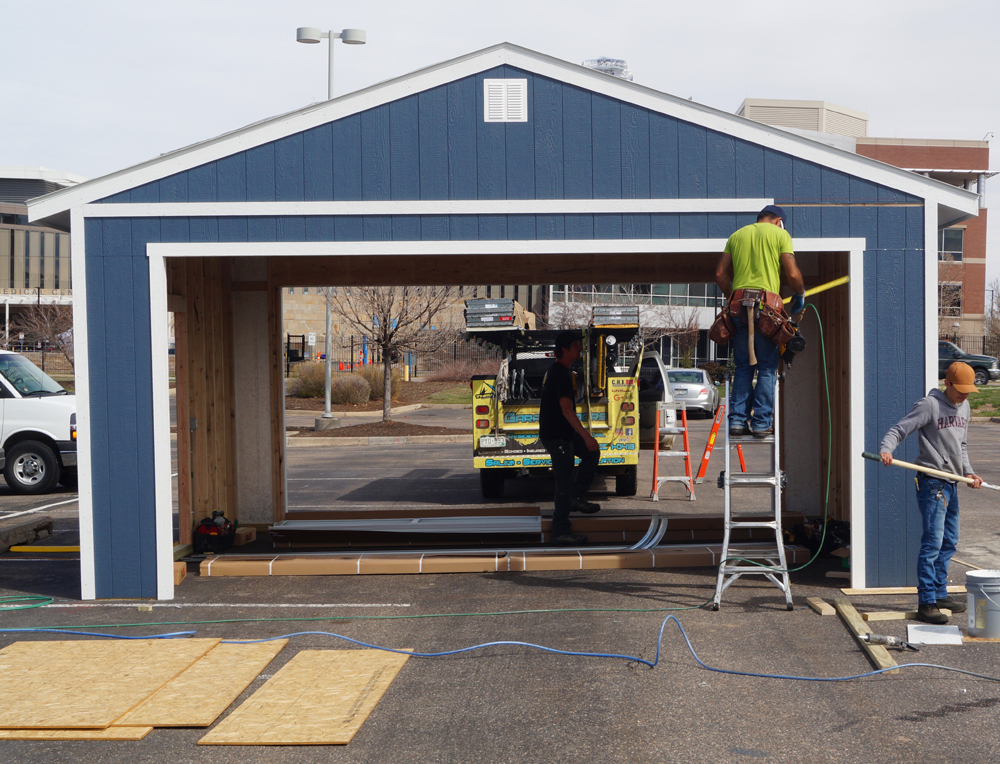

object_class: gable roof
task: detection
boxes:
[29,42,978,230]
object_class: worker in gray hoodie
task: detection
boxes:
[879,361,982,624]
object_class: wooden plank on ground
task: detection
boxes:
[0,639,220,728]
[832,598,898,674]
[0,726,153,740]
[115,640,287,728]
[862,609,951,622]
[806,597,835,616]
[842,586,965,596]
[198,649,410,746]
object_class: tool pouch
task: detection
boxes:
[755,291,798,346]
[708,308,735,345]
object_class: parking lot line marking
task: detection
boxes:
[41,602,412,609]
[0,497,79,521]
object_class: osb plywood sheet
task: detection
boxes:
[0,639,220,729]
[115,640,288,727]
[198,649,410,745]
[0,726,153,740]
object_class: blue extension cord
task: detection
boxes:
[4,617,999,683]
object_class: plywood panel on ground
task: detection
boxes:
[0,726,153,740]
[115,640,288,728]
[0,639,220,729]
[199,649,410,745]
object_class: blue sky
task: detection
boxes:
[5,0,998,287]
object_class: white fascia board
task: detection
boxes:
[28,42,978,224]
[148,256,174,601]
[83,198,772,218]
[147,236,864,259]
[69,207,96,600]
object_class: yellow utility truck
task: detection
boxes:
[467,301,644,498]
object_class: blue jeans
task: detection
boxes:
[916,475,960,605]
[542,435,599,535]
[729,311,781,432]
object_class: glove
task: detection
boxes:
[790,292,805,315]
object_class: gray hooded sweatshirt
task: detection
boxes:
[879,388,973,481]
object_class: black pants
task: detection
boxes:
[542,434,599,535]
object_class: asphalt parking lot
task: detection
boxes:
[2,419,1000,762]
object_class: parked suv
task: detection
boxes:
[938,341,999,386]
[0,351,76,494]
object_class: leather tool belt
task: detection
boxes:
[709,288,797,348]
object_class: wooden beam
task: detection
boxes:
[174,304,192,545]
[841,586,966,596]
[231,281,268,291]
[806,597,836,616]
[862,609,951,622]
[832,598,899,674]
[221,259,238,520]
[261,253,722,288]
[267,277,286,522]
[186,258,210,525]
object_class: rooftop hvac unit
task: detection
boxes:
[582,57,633,81]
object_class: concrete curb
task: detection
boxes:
[971,416,1000,423]
[418,403,472,410]
[285,403,425,419]
[0,515,54,553]
[286,434,471,447]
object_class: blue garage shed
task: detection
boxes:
[29,43,978,600]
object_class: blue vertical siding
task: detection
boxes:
[85,65,935,595]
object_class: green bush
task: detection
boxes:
[699,361,727,384]
[287,362,326,398]
[357,364,402,401]
[330,374,371,405]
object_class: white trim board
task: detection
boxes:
[82,198,772,218]
[139,235,867,599]
[29,43,977,225]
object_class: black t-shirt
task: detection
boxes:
[539,361,577,441]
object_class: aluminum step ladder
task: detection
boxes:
[651,401,694,501]
[711,376,793,610]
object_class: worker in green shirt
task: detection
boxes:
[715,205,805,437]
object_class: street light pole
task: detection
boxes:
[297,26,366,425]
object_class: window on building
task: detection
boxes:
[288,287,294,294]
[939,284,962,317]
[303,287,309,294]
[938,228,964,261]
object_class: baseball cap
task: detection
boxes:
[946,361,977,394]
[760,204,786,221]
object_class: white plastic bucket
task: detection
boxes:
[967,570,1000,638]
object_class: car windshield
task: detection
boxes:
[0,355,66,396]
[668,371,703,384]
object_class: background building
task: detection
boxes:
[739,99,990,335]
[0,166,83,336]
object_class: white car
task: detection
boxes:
[636,351,677,449]
[0,350,77,494]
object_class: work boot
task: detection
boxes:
[553,532,588,546]
[936,596,967,614]
[752,427,773,439]
[729,425,747,437]
[917,604,949,624]
[571,499,601,514]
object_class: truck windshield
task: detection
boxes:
[0,355,66,396]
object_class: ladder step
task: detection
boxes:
[729,435,774,443]
[727,521,778,529]
[728,473,778,483]
[725,547,785,559]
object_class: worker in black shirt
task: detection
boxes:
[539,330,601,545]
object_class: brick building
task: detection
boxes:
[740,99,990,334]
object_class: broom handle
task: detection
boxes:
[861,451,1000,491]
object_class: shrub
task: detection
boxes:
[425,358,500,382]
[287,362,326,398]
[699,361,727,384]
[329,374,371,405]
[357,364,402,401]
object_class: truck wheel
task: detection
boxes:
[615,465,638,496]
[480,469,506,499]
[5,441,60,495]
[975,368,988,385]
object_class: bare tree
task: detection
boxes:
[325,286,460,421]
[937,256,964,339]
[13,304,74,369]
[985,277,1000,355]
[659,303,700,367]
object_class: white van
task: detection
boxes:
[0,350,76,494]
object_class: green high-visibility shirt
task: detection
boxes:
[724,222,794,295]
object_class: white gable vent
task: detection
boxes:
[484,79,528,123]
